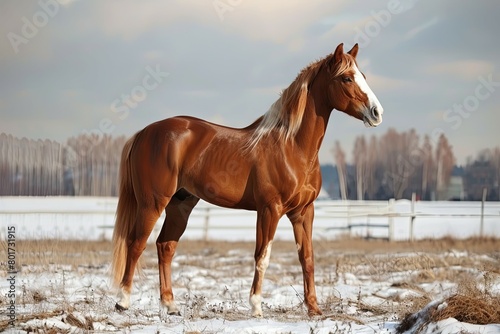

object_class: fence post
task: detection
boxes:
[410,192,416,243]
[203,207,210,241]
[388,198,395,242]
[347,202,352,238]
[480,187,487,237]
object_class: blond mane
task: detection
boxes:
[246,52,355,150]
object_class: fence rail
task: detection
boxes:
[1,197,499,241]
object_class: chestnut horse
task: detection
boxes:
[111,43,383,317]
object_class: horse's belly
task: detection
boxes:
[182,176,256,211]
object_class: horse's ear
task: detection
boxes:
[347,43,359,59]
[333,43,344,64]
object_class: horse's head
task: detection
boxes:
[325,43,383,127]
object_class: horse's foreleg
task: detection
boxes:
[250,206,280,317]
[157,193,199,315]
[288,204,322,316]
[117,206,163,311]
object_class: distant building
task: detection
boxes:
[321,164,341,200]
[464,161,498,201]
[442,175,464,200]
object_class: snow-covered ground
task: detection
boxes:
[1,239,500,333]
[0,197,499,333]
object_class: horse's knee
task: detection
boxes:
[156,240,177,262]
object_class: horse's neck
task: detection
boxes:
[292,88,332,161]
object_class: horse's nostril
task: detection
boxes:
[371,106,379,119]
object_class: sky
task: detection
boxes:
[0,0,499,166]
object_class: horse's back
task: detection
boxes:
[126,116,253,200]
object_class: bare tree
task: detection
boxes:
[347,129,454,200]
[353,136,367,200]
[421,135,434,200]
[364,136,378,199]
[0,132,126,196]
[435,134,455,199]
[332,141,348,200]
[493,147,500,200]
[379,128,408,198]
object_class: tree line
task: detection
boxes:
[0,133,126,196]
[331,128,499,201]
[463,147,500,201]
[0,130,498,200]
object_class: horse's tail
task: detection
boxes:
[111,133,138,288]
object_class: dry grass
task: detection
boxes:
[1,239,111,268]
[433,294,500,324]
[1,236,499,332]
[2,236,498,268]
[396,273,500,333]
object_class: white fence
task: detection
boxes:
[0,197,499,242]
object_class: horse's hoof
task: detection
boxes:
[115,303,128,312]
[168,310,181,316]
[308,309,323,317]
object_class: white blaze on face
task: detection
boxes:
[352,63,383,127]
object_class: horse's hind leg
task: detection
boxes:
[156,190,199,315]
[116,201,167,311]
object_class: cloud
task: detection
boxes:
[219,1,346,47]
[88,0,217,41]
[91,1,347,50]
[143,50,163,61]
[0,2,53,61]
[364,72,414,93]
[181,89,220,99]
[248,85,283,97]
[427,60,495,81]
[1,0,499,167]
[57,0,79,7]
[320,16,370,47]
[404,17,440,40]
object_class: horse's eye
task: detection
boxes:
[342,76,353,83]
